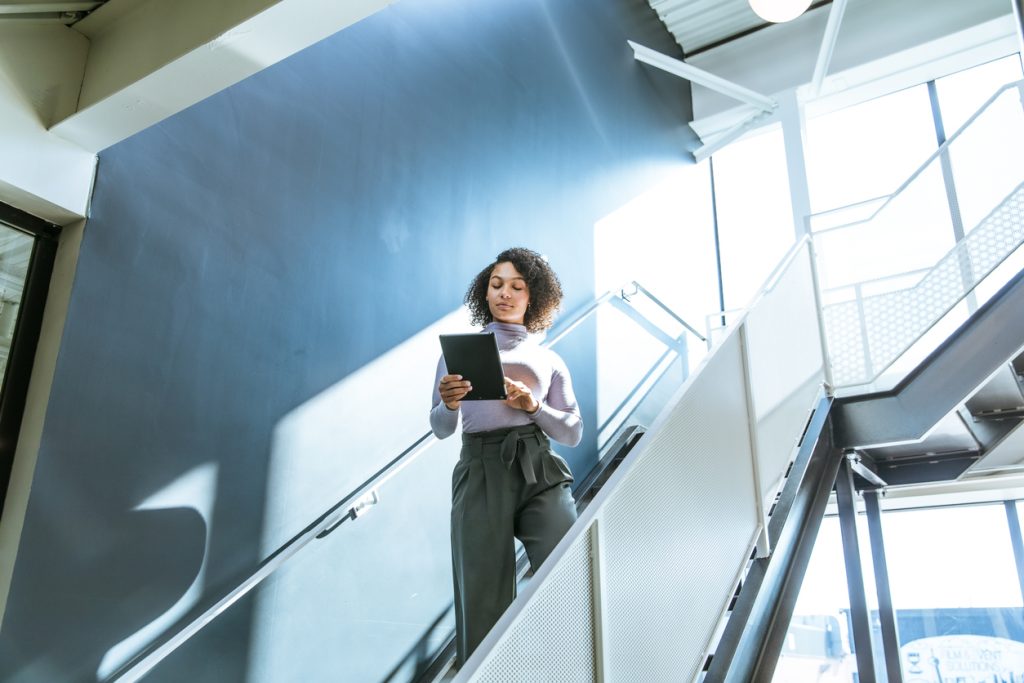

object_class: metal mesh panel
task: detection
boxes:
[826,183,1024,386]
[601,333,759,683]
[472,533,596,683]
[743,245,825,511]
[459,247,825,682]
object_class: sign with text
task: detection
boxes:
[902,635,1024,682]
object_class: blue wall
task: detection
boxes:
[1,0,695,680]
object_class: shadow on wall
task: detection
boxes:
[2,507,206,683]
[89,300,598,683]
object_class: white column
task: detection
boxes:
[777,90,813,239]
[1013,0,1024,69]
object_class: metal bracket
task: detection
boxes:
[846,451,887,489]
[316,488,380,538]
[608,296,688,358]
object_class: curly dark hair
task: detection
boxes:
[465,247,564,333]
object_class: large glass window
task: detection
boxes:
[884,503,1024,680]
[803,85,937,215]
[0,223,34,385]
[0,209,58,515]
[593,162,719,332]
[592,163,719,437]
[934,54,1024,134]
[774,500,1024,682]
[711,125,795,311]
[773,516,864,682]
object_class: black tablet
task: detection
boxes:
[439,332,507,401]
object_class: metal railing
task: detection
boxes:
[454,238,829,682]
[103,280,704,683]
[810,80,1024,389]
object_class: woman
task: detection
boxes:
[430,247,583,666]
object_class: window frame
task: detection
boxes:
[0,201,60,517]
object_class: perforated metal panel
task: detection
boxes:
[825,184,1024,387]
[743,245,825,511]
[460,247,826,683]
[601,332,759,683]
[472,533,596,683]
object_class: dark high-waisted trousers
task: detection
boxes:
[450,423,577,665]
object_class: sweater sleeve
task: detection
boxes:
[528,351,583,446]
[429,354,459,439]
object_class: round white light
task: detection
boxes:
[748,0,813,23]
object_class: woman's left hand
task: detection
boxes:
[504,377,540,414]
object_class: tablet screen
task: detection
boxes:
[439,332,507,401]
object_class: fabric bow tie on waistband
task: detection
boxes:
[499,429,539,485]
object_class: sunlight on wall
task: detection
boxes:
[262,308,474,555]
[592,163,718,427]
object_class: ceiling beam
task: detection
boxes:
[50,0,393,153]
[810,0,849,96]
[693,108,775,161]
[0,1,100,12]
[628,40,776,112]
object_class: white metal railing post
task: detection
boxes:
[737,324,770,558]
[806,239,835,391]
[810,0,849,97]
[589,520,609,683]
[1013,0,1024,71]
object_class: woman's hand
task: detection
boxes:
[439,374,472,410]
[504,377,540,414]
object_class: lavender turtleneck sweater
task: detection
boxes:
[430,322,583,447]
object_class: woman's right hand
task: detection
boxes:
[439,374,472,410]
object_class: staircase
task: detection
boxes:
[453,80,1024,683]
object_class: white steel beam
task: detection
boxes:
[777,90,813,239]
[1013,0,1024,65]
[627,41,777,112]
[693,108,776,162]
[810,0,849,97]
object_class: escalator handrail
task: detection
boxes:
[104,280,704,683]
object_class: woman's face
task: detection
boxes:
[486,261,530,325]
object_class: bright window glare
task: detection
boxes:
[593,162,719,327]
[804,85,936,214]
[592,163,719,427]
[935,54,1024,134]
[712,125,795,310]
[883,504,1022,609]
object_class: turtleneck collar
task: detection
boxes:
[484,321,530,350]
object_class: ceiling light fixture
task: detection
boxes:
[748,0,813,23]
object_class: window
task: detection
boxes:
[804,85,937,215]
[711,125,795,311]
[774,500,1024,682]
[0,204,59,515]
